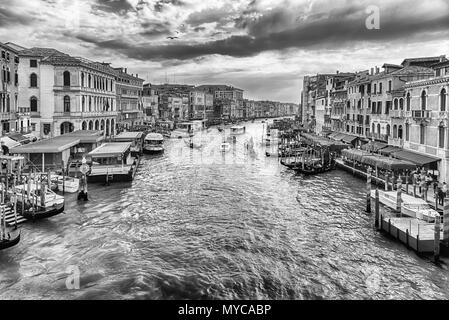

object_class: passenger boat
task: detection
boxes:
[87,143,138,183]
[402,200,440,222]
[171,121,206,139]
[293,160,336,175]
[0,231,21,251]
[113,132,144,157]
[50,175,80,193]
[12,184,65,221]
[144,133,164,154]
[230,126,246,135]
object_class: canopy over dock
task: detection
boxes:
[88,143,132,158]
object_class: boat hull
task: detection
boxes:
[143,147,164,154]
[21,203,65,221]
[0,233,20,250]
[87,172,133,183]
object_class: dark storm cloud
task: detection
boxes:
[76,2,449,61]
[0,7,35,27]
[93,0,135,15]
[140,21,172,37]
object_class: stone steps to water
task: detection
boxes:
[0,205,28,227]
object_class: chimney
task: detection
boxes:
[376,66,380,74]
[125,68,128,74]
[370,68,374,75]
[336,70,339,74]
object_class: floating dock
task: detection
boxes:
[1,205,28,227]
[378,214,442,253]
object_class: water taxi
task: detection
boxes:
[144,133,164,154]
[87,143,138,183]
[113,132,144,156]
[171,121,206,139]
[230,126,246,135]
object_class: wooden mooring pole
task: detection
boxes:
[396,176,402,216]
[366,167,372,213]
[443,197,449,245]
[375,189,380,230]
[434,216,441,263]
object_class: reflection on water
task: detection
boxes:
[0,121,448,300]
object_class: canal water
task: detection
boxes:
[1,121,449,300]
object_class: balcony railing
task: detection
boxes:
[390,110,404,118]
[54,111,119,118]
[412,110,431,120]
[388,137,404,148]
[436,111,449,120]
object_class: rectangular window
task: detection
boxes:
[379,83,383,94]
[388,81,392,92]
[30,59,38,68]
[439,127,445,149]
[420,125,425,144]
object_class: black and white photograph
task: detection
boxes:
[0,0,449,307]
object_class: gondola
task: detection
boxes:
[0,232,21,251]
[17,202,65,222]
[293,162,337,175]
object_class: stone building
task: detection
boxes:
[0,42,26,134]
[18,47,118,139]
[114,67,144,130]
[403,59,449,181]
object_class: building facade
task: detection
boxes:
[18,48,118,139]
[114,68,144,130]
[404,59,449,181]
[0,42,25,134]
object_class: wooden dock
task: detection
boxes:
[378,214,441,253]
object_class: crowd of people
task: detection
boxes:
[410,169,448,205]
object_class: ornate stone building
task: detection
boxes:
[18,48,118,139]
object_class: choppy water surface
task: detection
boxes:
[1,121,449,300]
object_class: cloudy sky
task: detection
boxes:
[0,0,448,103]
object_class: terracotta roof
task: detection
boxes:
[401,56,446,66]
[19,47,66,58]
[390,66,434,76]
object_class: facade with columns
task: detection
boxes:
[18,48,118,140]
[404,60,449,182]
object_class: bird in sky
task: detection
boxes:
[167,36,179,40]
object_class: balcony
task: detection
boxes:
[53,111,119,118]
[390,110,404,118]
[412,110,431,121]
[388,137,404,148]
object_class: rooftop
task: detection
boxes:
[114,132,144,140]
[10,136,80,154]
[88,143,132,157]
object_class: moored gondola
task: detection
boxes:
[18,202,65,221]
[0,231,21,251]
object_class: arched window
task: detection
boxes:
[393,125,397,138]
[441,88,447,112]
[88,74,91,88]
[89,96,92,111]
[398,125,403,139]
[63,71,71,87]
[82,96,85,112]
[82,121,87,131]
[386,124,391,137]
[399,98,404,110]
[30,96,38,112]
[405,123,410,141]
[394,99,398,110]
[421,91,427,110]
[372,123,375,134]
[439,123,445,148]
[406,92,411,111]
[81,73,85,87]
[377,124,380,134]
[30,73,37,87]
[63,95,71,112]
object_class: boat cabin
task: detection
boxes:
[144,133,164,154]
[114,132,144,156]
[87,143,136,182]
[230,126,246,135]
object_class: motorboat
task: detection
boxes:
[230,126,246,135]
[220,142,231,153]
[87,143,138,183]
[144,133,164,154]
